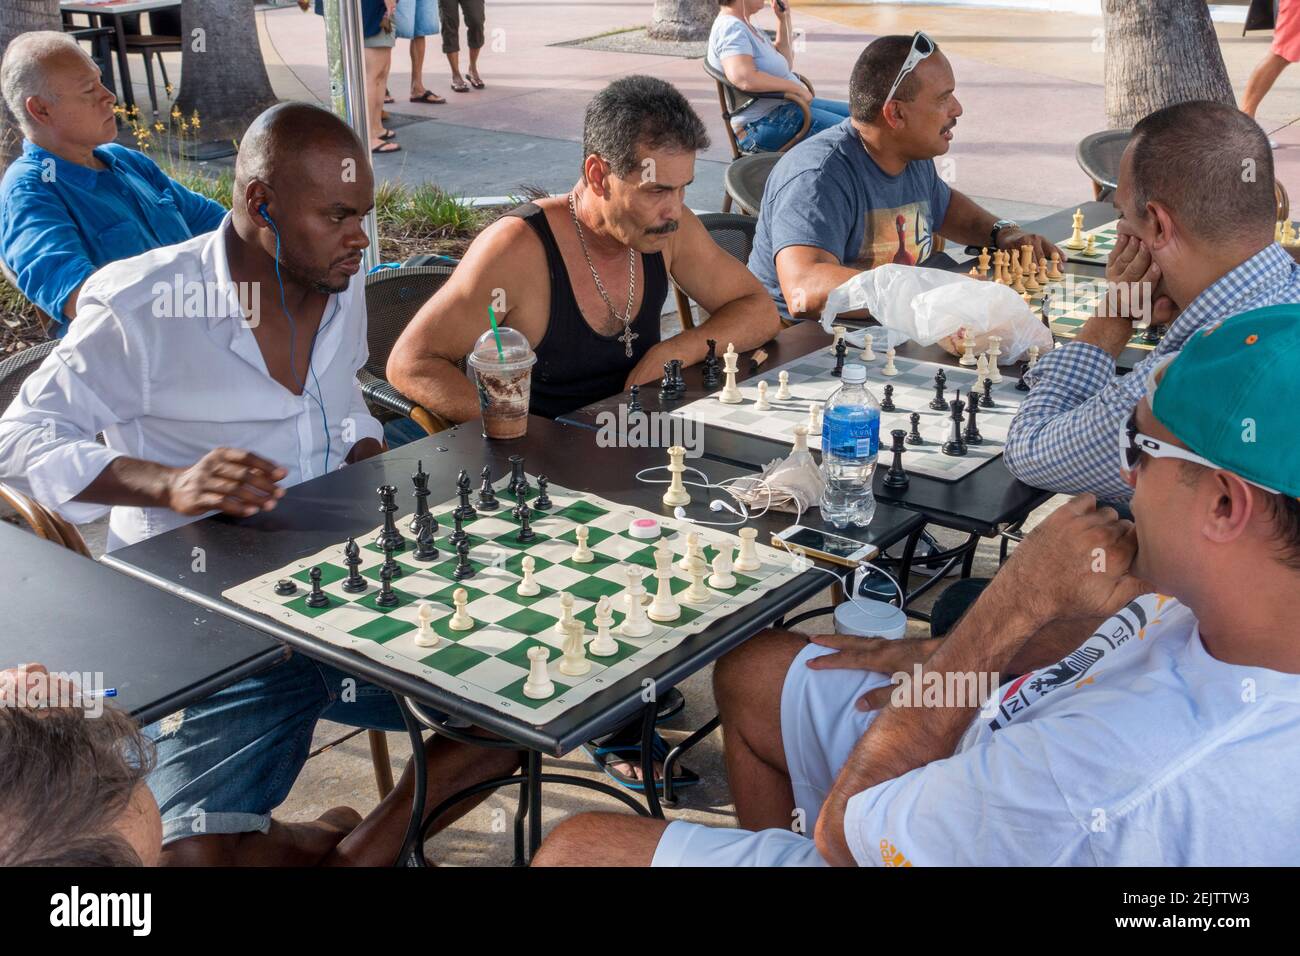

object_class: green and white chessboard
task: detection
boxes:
[1055,218,1119,265]
[221,477,802,725]
[1026,275,1162,351]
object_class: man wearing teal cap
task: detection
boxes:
[535,305,1300,867]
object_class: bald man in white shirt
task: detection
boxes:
[0,102,521,866]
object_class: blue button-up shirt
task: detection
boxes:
[0,140,227,335]
[1004,243,1300,503]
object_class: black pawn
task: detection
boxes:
[454,469,477,521]
[980,378,995,408]
[452,537,475,581]
[942,392,967,457]
[831,338,847,377]
[477,464,499,511]
[413,516,439,561]
[376,485,405,552]
[963,390,983,445]
[450,509,467,547]
[274,578,297,596]
[628,384,642,414]
[533,475,552,510]
[1015,365,1031,392]
[905,411,924,445]
[376,565,399,608]
[306,566,330,608]
[408,461,432,535]
[880,383,896,412]
[930,369,949,411]
[516,502,536,543]
[882,429,909,489]
[341,537,367,593]
[381,542,402,580]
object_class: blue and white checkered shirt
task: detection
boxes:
[1004,242,1300,503]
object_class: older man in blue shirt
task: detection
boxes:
[0,31,226,335]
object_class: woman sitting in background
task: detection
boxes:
[707,0,850,154]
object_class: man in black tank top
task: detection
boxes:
[388,76,780,425]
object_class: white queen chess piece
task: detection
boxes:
[719,343,743,404]
[620,571,655,637]
[648,541,682,622]
[661,445,691,506]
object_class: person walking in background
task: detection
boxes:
[1241,0,1298,142]
[708,0,851,154]
[439,0,486,93]
[396,0,445,104]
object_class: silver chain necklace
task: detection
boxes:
[568,192,638,358]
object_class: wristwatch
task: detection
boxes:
[990,219,1019,247]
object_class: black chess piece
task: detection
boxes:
[831,338,847,377]
[941,392,968,457]
[628,384,643,414]
[963,390,984,445]
[453,469,478,521]
[375,485,405,552]
[412,516,439,561]
[669,359,686,394]
[906,411,924,445]
[1015,364,1031,392]
[507,454,530,499]
[274,578,297,596]
[306,566,330,608]
[980,378,995,408]
[376,565,399,608]
[1140,323,1165,346]
[408,461,432,535]
[880,383,896,412]
[341,537,367,593]
[452,537,475,580]
[533,475,552,510]
[701,339,721,389]
[477,464,499,511]
[381,542,402,580]
[516,502,536,543]
[882,429,909,490]
[660,361,679,399]
[930,368,949,411]
[449,510,467,547]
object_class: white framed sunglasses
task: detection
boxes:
[883,31,936,108]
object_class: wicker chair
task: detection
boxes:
[674,213,758,330]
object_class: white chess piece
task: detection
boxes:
[976,352,989,382]
[959,329,977,366]
[618,564,650,611]
[559,620,590,676]
[682,555,711,603]
[1027,345,1040,368]
[516,555,540,596]
[523,646,555,699]
[792,424,809,455]
[553,591,576,637]
[830,325,846,354]
[677,532,703,574]
[661,445,691,506]
[860,333,876,361]
[734,527,761,572]
[414,600,437,647]
[882,348,899,376]
[708,547,737,590]
[571,525,594,563]
[620,575,654,637]
[719,343,742,404]
[755,380,771,411]
[589,596,618,657]
[987,336,1003,383]
[775,370,792,400]
[648,546,682,622]
[448,588,474,631]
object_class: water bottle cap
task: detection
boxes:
[841,363,867,384]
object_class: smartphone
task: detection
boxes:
[771,524,878,568]
[774,0,788,11]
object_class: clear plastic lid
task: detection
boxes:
[467,326,535,372]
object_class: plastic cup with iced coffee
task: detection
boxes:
[466,326,536,440]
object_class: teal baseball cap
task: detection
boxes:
[1150,304,1300,499]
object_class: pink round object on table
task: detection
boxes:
[629,518,661,540]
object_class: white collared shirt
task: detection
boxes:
[0,215,383,551]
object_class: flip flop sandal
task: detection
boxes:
[468,75,485,89]
[384,90,394,103]
[582,732,700,793]
[371,141,401,154]
[379,129,395,140]
[410,90,446,104]
[450,79,469,93]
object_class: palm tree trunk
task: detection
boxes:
[1102,0,1235,129]
[0,0,62,167]
[648,0,717,42]
[174,0,278,146]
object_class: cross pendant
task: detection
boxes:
[618,324,638,358]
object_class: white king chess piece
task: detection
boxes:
[719,343,743,404]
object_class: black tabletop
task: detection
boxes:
[101,417,924,754]
[0,522,284,725]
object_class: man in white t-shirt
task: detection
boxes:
[533,305,1300,867]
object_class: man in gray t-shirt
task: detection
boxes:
[750,34,1060,320]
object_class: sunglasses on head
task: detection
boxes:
[883,32,936,110]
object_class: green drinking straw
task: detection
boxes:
[487,306,505,361]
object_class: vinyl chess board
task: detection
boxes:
[221,478,801,725]
[1026,278,1161,351]
[674,348,1027,481]
[1055,218,1119,265]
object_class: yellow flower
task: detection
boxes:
[180,120,190,133]
[191,109,200,123]
[191,116,201,131]
[153,122,164,133]
[171,106,182,120]
[164,83,174,96]
[129,105,138,116]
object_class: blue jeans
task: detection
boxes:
[143,653,407,845]
[737,98,850,154]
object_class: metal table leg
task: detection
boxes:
[395,696,429,867]
[639,700,664,819]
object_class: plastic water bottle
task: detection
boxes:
[819,363,880,529]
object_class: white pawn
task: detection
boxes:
[553,591,576,637]
[734,527,761,572]
[559,620,590,676]
[571,525,594,563]
[414,600,437,647]
[516,555,540,596]
[792,423,810,455]
[882,348,899,376]
[589,596,618,657]
[755,380,771,411]
[523,646,555,699]
[682,555,711,603]
[775,370,792,400]
[708,546,737,589]
[860,333,876,361]
[805,402,819,434]
[448,588,474,631]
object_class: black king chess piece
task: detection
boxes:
[942,391,968,456]
[306,566,330,608]
[477,464,499,511]
[341,537,367,593]
[533,475,552,510]
[376,485,406,552]
[883,429,910,489]
[963,390,983,445]
[929,368,949,411]
[880,383,896,412]
[906,411,924,445]
[408,461,434,535]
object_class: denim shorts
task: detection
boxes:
[395,0,440,38]
[142,652,407,846]
[736,97,851,154]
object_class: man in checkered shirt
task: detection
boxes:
[1004,100,1300,502]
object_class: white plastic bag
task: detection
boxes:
[820,264,1053,364]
